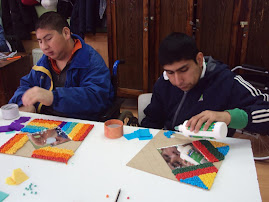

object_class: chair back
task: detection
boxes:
[138,93,152,125]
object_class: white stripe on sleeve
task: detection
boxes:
[252,109,269,115]
[235,75,269,101]
[252,117,269,123]
[252,113,269,119]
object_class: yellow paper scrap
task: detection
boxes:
[5,177,16,185]
[5,168,29,185]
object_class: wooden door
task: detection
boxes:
[108,0,268,96]
[159,0,193,41]
[107,0,149,97]
[195,0,235,66]
[242,0,269,69]
[150,0,194,90]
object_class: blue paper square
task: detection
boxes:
[164,130,175,138]
[138,134,153,140]
[138,129,151,137]
[123,132,138,140]
[0,191,9,202]
[124,129,153,141]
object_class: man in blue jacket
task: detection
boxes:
[141,32,269,136]
[9,12,114,121]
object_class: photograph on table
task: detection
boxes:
[157,143,209,170]
[27,127,71,149]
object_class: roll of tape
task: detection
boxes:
[1,104,19,120]
[104,119,123,139]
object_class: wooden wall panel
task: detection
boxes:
[115,0,144,90]
[196,0,234,64]
[159,0,189,41]
[228,0,242,68]
[148,0,158,91]
[245,0,269,69]
[84,33,109,67]
[155,0,192,80]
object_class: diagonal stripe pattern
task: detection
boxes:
[171,140,230,190]
[21,119,94,141]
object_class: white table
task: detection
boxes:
[0,112,261,202]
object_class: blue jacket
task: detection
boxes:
[141,57,269,135]
[9,34,114,121]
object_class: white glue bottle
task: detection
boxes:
[177,145,208,165]
[175,120,228,139]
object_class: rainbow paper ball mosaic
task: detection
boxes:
[32,146,74,164]
[21,119,94,141]
[0,133,29,154]
[0,118,94,164]
[172,140,230,190]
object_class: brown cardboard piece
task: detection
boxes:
[127,130,222,181]
[8,139,82,158]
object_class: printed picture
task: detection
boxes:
[27,127,71,149]
[157,143,209,170]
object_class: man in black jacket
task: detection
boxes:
[141,32,269,136]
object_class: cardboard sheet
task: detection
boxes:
[0,118,93,160]
[127,130,222,181]
[14,140,82,158]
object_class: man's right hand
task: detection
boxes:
[22,86,53,107]
[19,105,36,113]
[186,110,231,133]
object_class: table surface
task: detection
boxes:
[0,112,262,202]
[0,53,28,68]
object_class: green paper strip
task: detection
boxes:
[199,140,224,161]
[172,162,214,175]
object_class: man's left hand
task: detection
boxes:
[185,110,231,133]
[22,86,53,107]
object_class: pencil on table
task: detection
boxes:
[115,188,121,202]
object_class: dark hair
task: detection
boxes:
[158,32,199,66]
[35,11,69,33]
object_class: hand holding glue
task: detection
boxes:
[175,120,228,139]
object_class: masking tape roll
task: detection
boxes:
[1,104,19,120]
[104,119,123,139]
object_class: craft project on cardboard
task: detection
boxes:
[158,140,229,190]
[0,118,94,164]
[127,131,230,190]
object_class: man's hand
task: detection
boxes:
[185,110,231,133]
[19,105,36,113]
[22,86,53,107]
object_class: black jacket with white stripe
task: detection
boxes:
[142,56,269,135]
